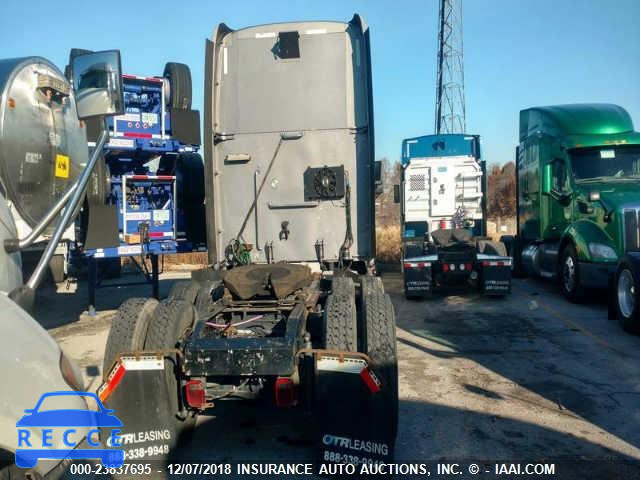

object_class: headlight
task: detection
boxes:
[588,242,617,260]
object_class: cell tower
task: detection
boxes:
[435,0,466,134]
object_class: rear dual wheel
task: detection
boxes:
[360,276,399,445]
[102,297,197,457]
[322,275,398,452]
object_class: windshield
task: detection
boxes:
[570,146,640,180]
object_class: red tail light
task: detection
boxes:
[275,377,296,407]
[466,263,473,271]
[442,263,450,272]
[185,379,206,409]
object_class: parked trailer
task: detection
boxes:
[508,103,640,333]
[64,50,205,306]
[397,134,512,298]
[99,15,399,468]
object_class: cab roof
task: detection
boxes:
[519,104,634,142]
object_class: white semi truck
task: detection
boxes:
[397,133,512,298]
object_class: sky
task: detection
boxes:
[1,0,639,166]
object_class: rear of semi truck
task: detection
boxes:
[99,16,399,470]
[398,134,511,298]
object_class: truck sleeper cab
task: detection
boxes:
[99,16,399,466]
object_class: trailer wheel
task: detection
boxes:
[102,297,158,379]
[323,276,357,351]
[194,280,223,313]
[560,244,585,302]
[615,256,640,334]
[144,299,198,439]
[168,280,200,304]
[361,276,398,446]
[164,62,192,109]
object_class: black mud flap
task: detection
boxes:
[97,353,181,465]
[303,351,393,465]
[403,263,432,297]
[479,256,512,295]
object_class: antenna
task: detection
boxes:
[435,0,466,134]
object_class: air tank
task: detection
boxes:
[0,57,88,232]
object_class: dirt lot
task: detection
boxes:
[39,269,640,479]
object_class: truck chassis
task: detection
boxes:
[99,264,398,466]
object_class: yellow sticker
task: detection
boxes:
[55,154,70,178]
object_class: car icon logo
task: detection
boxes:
[15,391,124,468]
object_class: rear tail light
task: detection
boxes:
[185,379,207,409]
[275,377,296,407]
[442,263,450,272]
[466,263,473,271]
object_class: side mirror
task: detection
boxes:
[72,50,124,119]
[374,160,383,196]
[393,184,401,204]
[542,163,552,195]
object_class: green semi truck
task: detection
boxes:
[507,103,640,333]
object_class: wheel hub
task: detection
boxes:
[563,256,575,293]
[617,269,636,318]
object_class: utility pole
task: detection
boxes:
[435,0,466,134]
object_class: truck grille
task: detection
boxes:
[623,208,640,252]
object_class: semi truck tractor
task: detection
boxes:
[508,103,640,333]
[99,15,399,468]
[397,133,512,298]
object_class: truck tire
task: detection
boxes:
[168,280,200,304]
[103,297,158,379]
[164,62,192,109]
[560,244,586,302]
[48,254,65,284]
[144,299,198,439]
[194,280,223,313]
[361,275,399,446]
[615,256,640,334]
[323,276,357,351]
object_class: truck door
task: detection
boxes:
[403,165,430,224]
[430,164,457,217]
[545,157,571,238]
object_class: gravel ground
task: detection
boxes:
[39,269,640,479]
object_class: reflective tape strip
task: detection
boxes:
[482,260,512,267]
[120,355,164,371]
[98,363,125,402]
[404,262,431,269]
[122,73,163,83]
[317,356,367,375]
[128,175,175,181]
